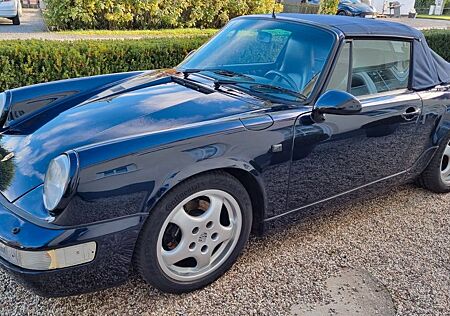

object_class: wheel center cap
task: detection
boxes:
[198,232,207,243]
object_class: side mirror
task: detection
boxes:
[314,90,362,116]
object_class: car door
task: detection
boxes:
[286,38,424,211]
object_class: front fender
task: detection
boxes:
[145,156,266,212]
[52,116,273,227]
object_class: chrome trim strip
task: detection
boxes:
[264,169,408,222]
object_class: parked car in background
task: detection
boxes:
[0,0,22,25]
[338,0,377,17]
[0,14,449,298]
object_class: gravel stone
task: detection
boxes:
[1,184,450,315]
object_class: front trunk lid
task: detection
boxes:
[0,72,261,202]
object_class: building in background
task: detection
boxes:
[371,0,416,15]
[21,0,39,8]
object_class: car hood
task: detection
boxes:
[340,2,374,12]
[0,72,260,202]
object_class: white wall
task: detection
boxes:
[372,0,416,15]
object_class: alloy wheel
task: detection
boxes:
[156,189,242,282]
[440,140,450,184]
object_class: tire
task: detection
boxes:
[12,15,20,25]
[337,11,348,16]
[134,171,252,293]
[417,134,450,193]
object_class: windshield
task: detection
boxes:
[178,18,336,102]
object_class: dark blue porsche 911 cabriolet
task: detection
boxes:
[0,14,449,297]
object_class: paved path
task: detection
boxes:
[0,8,46,36]
[0,10,449,40]
[391,16,450,29]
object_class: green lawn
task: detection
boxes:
[56,28,219,37]
[417,14,450,20]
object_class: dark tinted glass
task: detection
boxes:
[179,18,335,98]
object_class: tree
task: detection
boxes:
[319,0,340,14]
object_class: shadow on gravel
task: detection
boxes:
[291,268,396,316]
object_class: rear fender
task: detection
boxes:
[428,89,450,146]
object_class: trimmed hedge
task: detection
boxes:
[422,29,450,61]
[0,30,448,92]
[415,0,449,14]
[0,37,209,91]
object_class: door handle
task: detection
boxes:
[401,107,421,121]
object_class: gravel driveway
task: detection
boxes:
[1,184,449,315]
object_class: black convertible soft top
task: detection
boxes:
[252,14,450,90]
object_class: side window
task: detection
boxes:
[326,42,350,92]
[351,40,411,96]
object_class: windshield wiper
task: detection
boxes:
[180,68,203,77]
[213,79,255,90]
[180,68,254,82]
[210,70,254,81]
[249,84,307,101]
[179,70,306,101]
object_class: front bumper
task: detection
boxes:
[0,195,146,297]
[0,1,18,18]
[355,12,376,18]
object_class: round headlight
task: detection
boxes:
[43,154,70,211]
